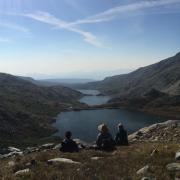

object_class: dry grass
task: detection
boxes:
[0,142,179,180]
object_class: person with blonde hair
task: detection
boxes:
[96,123,115,151]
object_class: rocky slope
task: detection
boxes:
[78,52,180,98]
[0,73,86,145]
[107,88,180,119]
[128,120,180,143]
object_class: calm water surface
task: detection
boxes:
[78,89,110,106]
[54,90,167,142]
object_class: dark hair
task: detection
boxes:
[65,131,72,139]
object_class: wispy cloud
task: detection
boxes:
[2,0,180,47]
[0,37,11,43]
[0,21,30,33]
[25,0,179,47]
[71,0,180,25]
[24,11,103,47]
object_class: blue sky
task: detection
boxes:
[0,0,180,79]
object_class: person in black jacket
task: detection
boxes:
[115,123,128,146]
[60,131,79,153]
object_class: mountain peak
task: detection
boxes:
[175,52,180,57]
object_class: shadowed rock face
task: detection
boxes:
[78,52,180,98]
[0,73,84,143]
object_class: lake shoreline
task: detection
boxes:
[67,105,178,120]
[73,89,180,119]
[51,89,178,142]
[53,109,167,142]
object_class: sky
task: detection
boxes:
[0,0,180,79]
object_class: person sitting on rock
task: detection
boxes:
[96,123,115,151]
[115,123,129,146]
[60,131,79,153]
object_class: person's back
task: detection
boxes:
[115,123,128,146]
[60,131,79,153]
[96,124,115,151]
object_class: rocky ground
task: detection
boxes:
[0,120,179,180]
[129,120,180,143]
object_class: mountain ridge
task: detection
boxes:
[18,76,95,87]
[77,52,180,97]
[0,73,86,145]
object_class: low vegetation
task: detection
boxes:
[0,142,179,180]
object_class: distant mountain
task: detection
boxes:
[79,52,180,98]
[0,73,85,145]
[27,69,132,80]
[17,76,35,82]
[18,77,95,87]
[38,78,95,87]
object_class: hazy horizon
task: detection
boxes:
[0,0,180,76]
[14,68,133,80]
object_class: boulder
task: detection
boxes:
[0,147,21,157]
[137,165,149,175]
[40,143,55,150]
[24,147,39,154]
[1,151,23,159]
[166,163,180,172]
[8,147,21,152]
[47,158,81,165]
[53,144,61,150]
[15,168,30,176]
[74,139,90,148]
[91,157,102,160]
[141,177,156,180]
[0,147,24,159]
[8,161,16,167]
[175,152,180,161]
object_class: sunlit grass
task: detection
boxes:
[0,142,179,179]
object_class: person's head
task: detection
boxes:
[65,131,72,139]
[118,123,124,130]
[98,123,109,133]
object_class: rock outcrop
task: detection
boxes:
[14,168,30,176]
[128,120,180,142]
[175,152,180,161]
[47,158,81,165]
